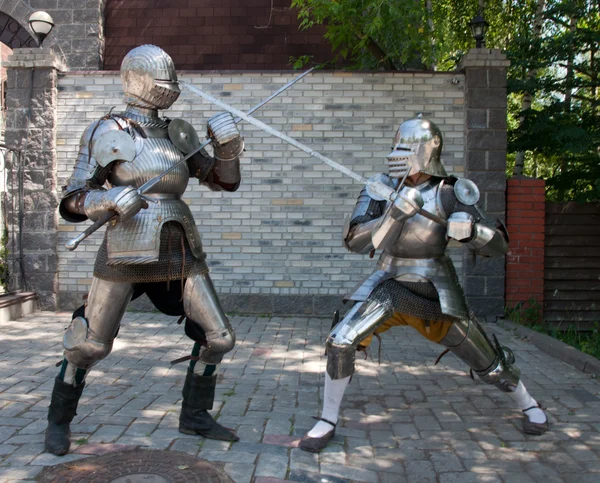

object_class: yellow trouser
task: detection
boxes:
[360,312,453,347]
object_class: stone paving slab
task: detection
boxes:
[0,311,599,482]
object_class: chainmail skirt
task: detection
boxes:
[94,222,208,283]
[369,280,458,324]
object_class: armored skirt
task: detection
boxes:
[94,221,208,283]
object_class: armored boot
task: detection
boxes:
[178,369,239,442]
[44,377,85,455]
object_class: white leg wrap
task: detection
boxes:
[307,374,350,438]
[513,381,546,424]
[61,361,79,385]
[192,361,219,376]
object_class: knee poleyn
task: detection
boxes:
[205,328,236,355]
[63,316,112,369]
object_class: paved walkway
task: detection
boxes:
[0,312,599,483]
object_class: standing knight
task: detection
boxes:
[45,45,245,455]
[299,115,549,453]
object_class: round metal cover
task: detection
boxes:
[454,178,480,206]
[168,119,200,154]
[92,130,136,167]
[38,449,235,483]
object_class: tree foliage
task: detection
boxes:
[508,0,600,201]
[292,0,600,202]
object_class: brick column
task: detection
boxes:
[505,177,545,309]
[458,49,510,320]
[4,48,66,310]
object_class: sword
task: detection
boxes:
[65,68,315,251]
[180,81,447,227]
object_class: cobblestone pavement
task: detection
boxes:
[1,312,599,483]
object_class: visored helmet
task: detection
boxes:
[120,44,180,110]
[386,115,447,178]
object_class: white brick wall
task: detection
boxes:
[56,71,465,300]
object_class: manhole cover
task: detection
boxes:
[38,449,234,483]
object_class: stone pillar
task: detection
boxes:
[458,49,510,320]
[505,177,545,309]
[4,48,66,310]
[3,0,105,70]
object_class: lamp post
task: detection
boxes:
[28,11,55,48]
[469,12,489,49]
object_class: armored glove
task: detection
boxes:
[390,186,424,220]
[83,186,147,222]
[207,112,244,161]
[447,212,474,241]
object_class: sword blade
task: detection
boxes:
[137,68,315,196]
[180,81,369,186]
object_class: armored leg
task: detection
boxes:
[300,302,394,453]
[440,317,548,434]
[180,272,238,440]
[326,300,394,380]
[183,272,235,364]
[45,278,134,455]
[440,317,520,392]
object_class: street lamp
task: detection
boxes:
[469,12,489,49]
[28,11,55,47]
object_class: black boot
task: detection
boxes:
[179,369,239,442]
[44,377,85,455]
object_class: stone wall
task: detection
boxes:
[1,0,105,70]
[459,49,511,319]
[4,49,67,309]
[56,70,467,314]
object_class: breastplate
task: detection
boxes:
[108,126,189,195]
[350,179,469,319]
[104,123,203,264]
[384,180,448,259]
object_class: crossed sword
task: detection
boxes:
[67,68,444,251]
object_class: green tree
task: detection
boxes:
[508,0,600,201]
[292,0,600,202]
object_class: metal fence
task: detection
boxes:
[0,144,25,295]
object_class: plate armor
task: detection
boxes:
[59,45,243,369]
[327,116,519,394]
[45,45,246,456]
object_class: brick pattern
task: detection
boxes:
[459,49,509,320]
[55,71,466,310]
[103,0,335,70]
[1,0,105,70]
[505,178,546,309]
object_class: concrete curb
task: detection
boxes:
[499,319,600,378]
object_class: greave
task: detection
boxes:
[441,318,520,392]
[178,369,239,442]
[44,377,85,456]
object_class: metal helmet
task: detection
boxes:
[120,44,180,110]
[386,115,447,178]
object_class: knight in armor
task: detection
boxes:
[45,45,245,455]
[299,116,549,453]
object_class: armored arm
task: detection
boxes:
[442,180,509,258]
[202,112,244,192]
[343,188,384,254]
[60,119,146,223]
[343,174,423,254]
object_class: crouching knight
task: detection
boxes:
[299,115,548,453]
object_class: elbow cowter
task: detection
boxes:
[465,223,509,258]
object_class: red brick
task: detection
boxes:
[509,178,544,187]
